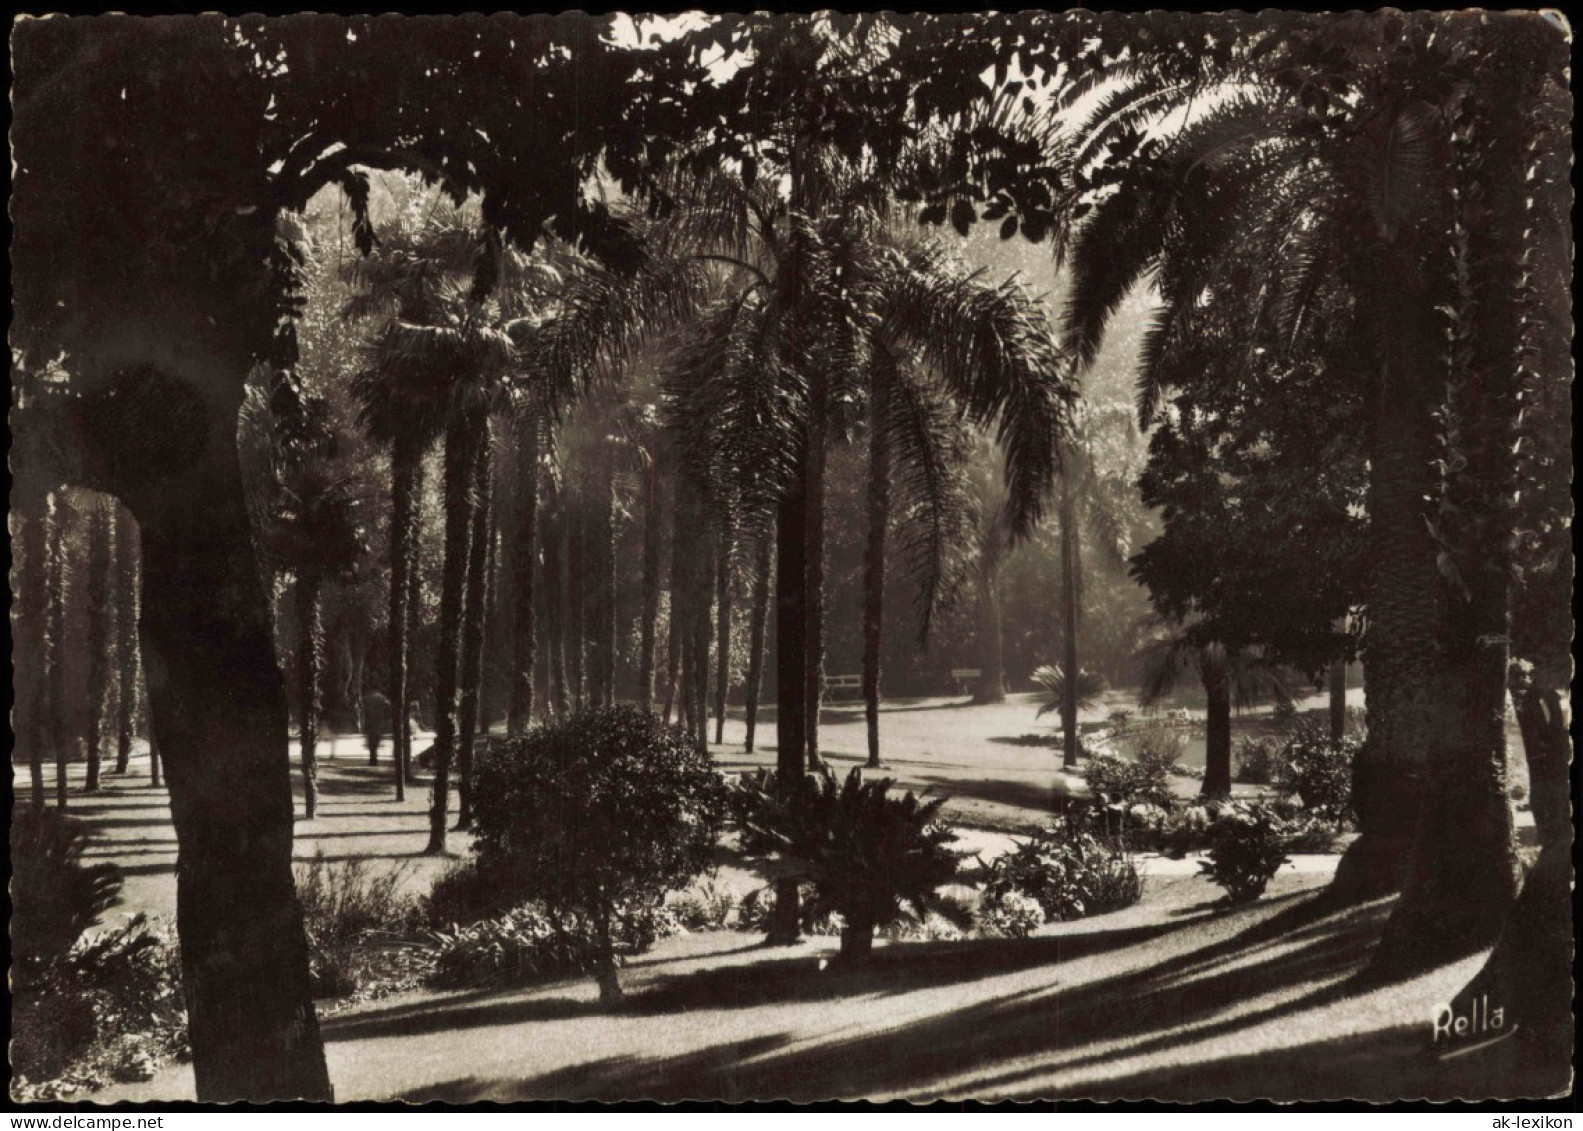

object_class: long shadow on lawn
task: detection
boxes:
[914,774,1064,815]
[392,890,1396,1102]
[343,917,1197,1048]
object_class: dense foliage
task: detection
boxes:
[1196,803,1293,904]
[980,819,1142,925]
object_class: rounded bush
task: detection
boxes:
[1279,720,1357,826]
[469,706,728,999]
[982,819,1142,922]
[1197,802,1292,903]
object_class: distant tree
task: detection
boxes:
[112,506,142,776]
[83,499,116,794]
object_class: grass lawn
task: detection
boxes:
[33,691,1551,1103]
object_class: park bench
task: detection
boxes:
[951,668,982,695]
[824,673,863,699]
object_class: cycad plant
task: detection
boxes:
[736,764,966,960]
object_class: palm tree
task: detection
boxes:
[112,505,142,776]
[83,497,115,794]
[1137,629,1292,797]
[46,491,73,808]
[18,496,50,808]
[742,533,773,752]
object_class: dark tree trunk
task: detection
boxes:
[47,491,71,808]
[387,432,422,801]
[1327,658,1347,742]
[1059,475,1081,768]
[23,498,50,807]
[296,574,324,821]
[769,455,809,945]
[599,465,619,708]
[507,414,539,735]
[1371,77,1532,974]
[138,451,331,1101]
[544,503,569,718]
[85,502,115,793]
[402,458,425,785]
[713,524,733,746]
[1200,654,1232,797]
[839,909,875,961]
[1326,244,1446,908]
[454,426,495,831]
[743,534,771,753]
[863,366,891,769]
[661,487,684,725]
[803,387,828,769]
[426,413,483,854]
[567,503,587,711]
[114,506,141,775]
[638,441,662,713]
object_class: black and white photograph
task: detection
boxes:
[8,9,1574,1107]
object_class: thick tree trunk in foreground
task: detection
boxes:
[426,415,482,854]
[114,506,141,775]
[139,451,330,1102]
[743,535,771,753]
[386,432,421,801]
[454,429,494,831]
[1326,259,1445,907]
[507,417,539,735]
[713,525,733,746]
[769,452,810,945]
[840,909,875,961]
[85,503,114,793]
[863,372,891,770]
[1200,656,1232,798]
[638,444,662,713]
[296,574,324,821]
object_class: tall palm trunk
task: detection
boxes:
[1326,241,1447,907]
[22,498,50,807]
[138,443,330,1100]
[1373,81,1532,975]
[713,524,734,746]
[426,412,483,854]
[770,454,809,945]
[296,573,325,820]
[567,504,587,711]
[743,534,772,753]
[638,442,662,713]
[507,415,539,734]
[387,431,422,801]
[47,491,71,808]
[803,384,828,769]
[544,503,569,718]
[85,502,114,793]
[1059,473,1081,767]
[1200,650,1232,797]
[455,425,495,831]
[598,464,619,707]
[663,478,686,725]
[114,506,141,775]
[862,363,891,769]
[402,458,425,785]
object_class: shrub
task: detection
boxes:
[1084,748,1176,812]
[670,881,736,932]
[11,916,187,1100]
[976,890,1046,939]
[1272,697,1300,732]
[1197,803,1292,903]
[735,765,964,960]
[423,858,509,928]
[10,809,124,983]
[982,819,1142,923]
[1032,665,1110,720]
[1279,720,1357,827]
[294,853,417,998]
[469,706,729,1000]
[425,901,683,990]
[1233,735,1283,785]
[732,882,844,936]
